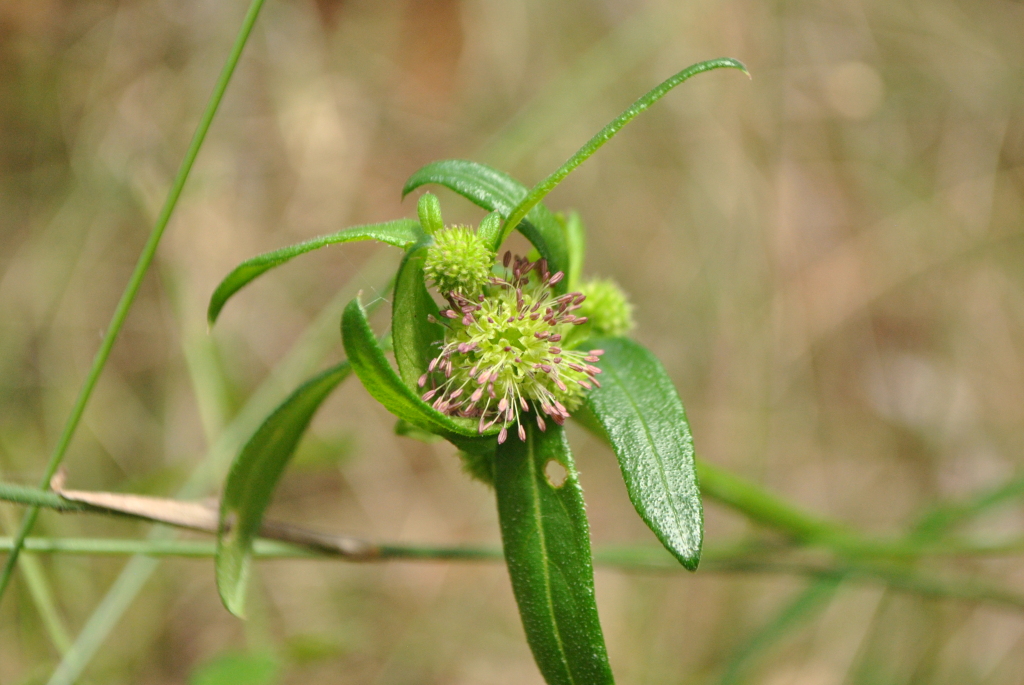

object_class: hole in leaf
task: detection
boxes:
[221,511,239,540]
[544,459,568,488]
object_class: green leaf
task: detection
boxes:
[478,211,503,249]
[501,58,748,243]
[402,160,568,287]
[391,244,444,390]
[417,193,444,235]
[495,423,614,685]
[564,211,585,290]
[582,336,703,570]
[216,362,351,616]
[208,219,423,325]
[341,296,497,445]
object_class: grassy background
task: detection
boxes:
[2,0,1024,682]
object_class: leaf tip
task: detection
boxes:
[722,57,750,79]
[680,551,701,572]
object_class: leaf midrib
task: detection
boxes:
[526,430,575,685]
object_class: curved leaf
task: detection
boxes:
[208,219,423,325]
[495,423,614,685]
[582,336,702,570]
[216,362,350,616]
[402,160,568,287]
[501,58,748,243]
[392,244,443,389]
[341,296,497,444]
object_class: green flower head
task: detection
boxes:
[423,225,492,296]
[420,253,604,444]
[577,278,635,337]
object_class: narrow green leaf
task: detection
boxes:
[495,423,614,685]
[341,296,497,444]
[216,362,351,616]
[208,219,423,325]
[402,160,568,286]
[564,211,585,290]
[391,244,443,389]
[501,58,748,243]
[583,336,703,570]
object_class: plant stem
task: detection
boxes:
[4,477,1024,558]
[2,537,1022,612]
[0,0,269,605]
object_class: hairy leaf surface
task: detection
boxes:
[208,219,422,324]
[495,424,614,685]
[583,336,702,569]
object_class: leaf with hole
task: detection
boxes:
[583,336,703,570]
[208,219,423,324]
[402,159,568,285]
[495,423,614,685]
[216,362,351,616]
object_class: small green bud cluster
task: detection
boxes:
[423,225,493,296]
[576,278,635,337]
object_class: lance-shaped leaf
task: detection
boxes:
[501,58,748,243]
[216,362,351,616]
[402,160,568,287]
[583,336,703,570]
[391,243,443,390]
[341,296,497,445]
[208,219,423,325]
[495,423,614,685]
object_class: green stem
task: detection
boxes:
[4,477,1024,559]
[0,0,268,604]
[1,537,1021,612]
[695,460,873,554]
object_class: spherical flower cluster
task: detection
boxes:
[419,252,604,444]
[423,225,493,296]
[576,278,635,337]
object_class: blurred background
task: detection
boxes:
[2,0,1024,682]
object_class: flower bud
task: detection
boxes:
[424,225,493,296]
[577,278,635,337]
